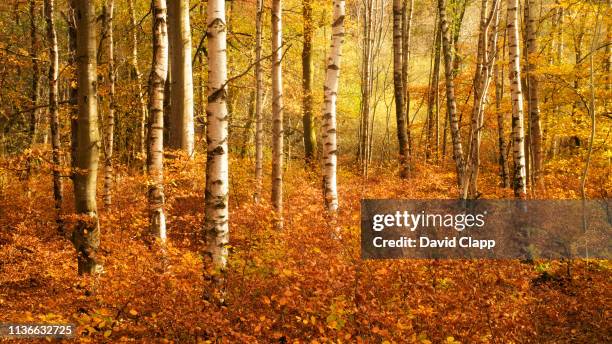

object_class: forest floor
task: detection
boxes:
[0,153,610,343]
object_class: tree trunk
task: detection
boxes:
[322,0,345,212]
[358,0,373,176]
[254,0,264,203]
[128,0,148,167]
[204,0,230,299]
[426,20,441,161]
[393,0,410,178]
[494,31,510,188]
[271,0,284,227]
[464,0,501,199]
[167,0,195,157]
[147,0,169,241]
[68,0,78,179]
[524,0,542,184]
[402,0,414,159]
[44,0,64,231]
[438,0,465,187]
[73,0,101,275]
[26,0,39,184]
[302,0,316,164]
[507,0,527,197]
[103,0,115,206]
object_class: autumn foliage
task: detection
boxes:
[0,151,610,343]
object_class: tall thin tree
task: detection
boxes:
[103,0,115,206]
[393,0,410,178]
[271,0,284,227]
[254,0,264,203]
[44,0,63,231]
[204,0,230,299]
[322,0,346,212]
[167,0,195,157]
[147,0,169,241]
[507,0,527,197]
[302,0,316,164]
[73,0,101,274]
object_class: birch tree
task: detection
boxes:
[322,0,345,212]
[73,0,101,274]
[203,0,230,293]
[147,0,168,240]
[103,0,115,206]
[271,0,284,226]
[44,0,63,230]
[393,0,410,178]
[524,0,542,183]
[507,0,527,197]
[254,0,264,203]
[128,0,148,164]
[438,0,465,187]
[167,0,195,157]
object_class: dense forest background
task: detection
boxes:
[0,0,610,342]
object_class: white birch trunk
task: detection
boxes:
[507,0,527,197]
[204,0,230,285]
[147,0,168,241]
[128,0,148,165]
[321,0,345,212]
[271,0,284,226]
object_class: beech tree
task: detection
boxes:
[147,0,169,240]
[524,0,542,184]
[167,0,194,157]
[322,0,345,212]
[302,0,316,164]
[72,0,101,274]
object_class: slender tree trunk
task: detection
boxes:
[204,0,230,299]
[103,0,115,206]
[128,0,148,167]
[271,0,284,227]
[73,0,101,275]
[464,0,500,199]
[426,21,441,161]
[495,30,510,188]
[302,0,316,164]
[402,0,414,159]
[322,0,345,212]
[393,0,410,178]
[167,0,195,157]
[44,0,64,231]
[26,0,39,184]
[254,0,264,203]
[507,0,527,197]
[147,0,168,241]
[68,0,78,178]
[359,0,373,176]
[524,0,542,184]
[438,0,465,187]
